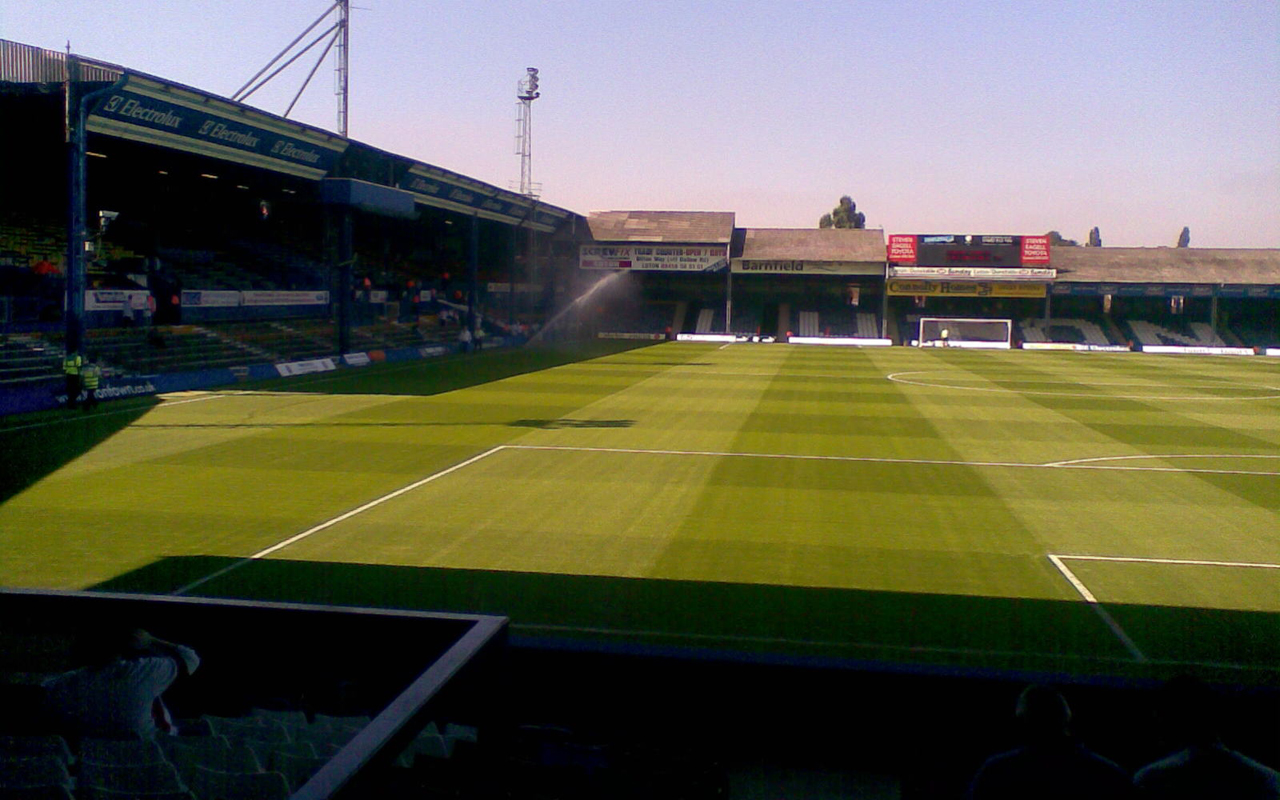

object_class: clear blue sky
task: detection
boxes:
[4,1,1278,247]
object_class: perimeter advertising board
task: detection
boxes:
[1052,283,1280,299]
[83,289,151,311]
[888,266,1056,281]
[241,291,329,307]
[886,279,1047,298]
[580,245,728,272]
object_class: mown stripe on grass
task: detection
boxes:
[644,347,1103,660]
[961,351,1280,513]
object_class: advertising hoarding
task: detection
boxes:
[580,245,727,272]
[886,280,1047,298]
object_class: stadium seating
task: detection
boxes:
[183,765,290,800]
[1232,321,1279,347]
[77,761,186,795]
[0,219,66,273]
[1188,321,1227,345]
[0,754,73,793]
[0,709,479,799]
[77,738,167,767]
[1020,317,1114,347]
[157,735,261,781]
[813,307,855,336]
[855,311,879,338]
[728,305,762,336]
[67,326,260,376]
[0,736,74,765]
[0,786,77,800]
[266,749,331,793]
[1127,319,1225,348]
[0,337,63,385]
[155,238,324,293]
[797,310,820,337]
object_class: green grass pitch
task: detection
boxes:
[2,342,1277,683]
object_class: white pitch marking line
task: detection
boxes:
[1046,454,1280,467]
[1047,554,1147,662]
[0,392,228,434]
[505,444,1280,477]
[896,373,1262,388]
[171,446,508,596]
[1056,554,1280,570]
[885,371,1280,401]
[157,393,229,407]
[514,623,1136,663]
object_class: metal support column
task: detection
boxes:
[336,208,353,355]
[725,268,733,335]
[879,288,890,339]
[65,69,87,359]
[510,223,518,329]
[468,215,480,342]
[65,64,125,358]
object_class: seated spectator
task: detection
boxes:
[1134,676,1279,799]
[41,628,199,739]
[968,684,1131,799]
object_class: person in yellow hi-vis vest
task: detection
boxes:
[81,358,102,412]
[62,351,84,410]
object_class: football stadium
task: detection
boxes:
[1,35,1278,800]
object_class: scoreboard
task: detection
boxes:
[888,234,1051,267]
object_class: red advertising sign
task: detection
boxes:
[1020,235,1051,265]
[887,234,917,264]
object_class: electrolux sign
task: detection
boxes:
[90,89,341,173]
[399,173,545,223]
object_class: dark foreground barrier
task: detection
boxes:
[0,589,507,799]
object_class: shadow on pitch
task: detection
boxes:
[89,555,1280,686]
[120,416,637,431]
[603,361,714,367]
[241,341,657,398]
[0,397,159,504]
[509,419,635,429]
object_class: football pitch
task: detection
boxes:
[2,342,1277,683]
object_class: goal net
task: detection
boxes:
[917,318,1013,349]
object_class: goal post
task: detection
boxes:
[917,317,1013,349]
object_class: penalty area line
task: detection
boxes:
[1047,554,1147,663]
[171,445,508,596]
[1056,554,1280,570]
[503,444,1280,477]
[0,392,227,434]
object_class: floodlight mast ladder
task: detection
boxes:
[516,68,540,198]
[335,0,349,138]
[232,0,350,137]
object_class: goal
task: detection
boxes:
[917,318,1013,349]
